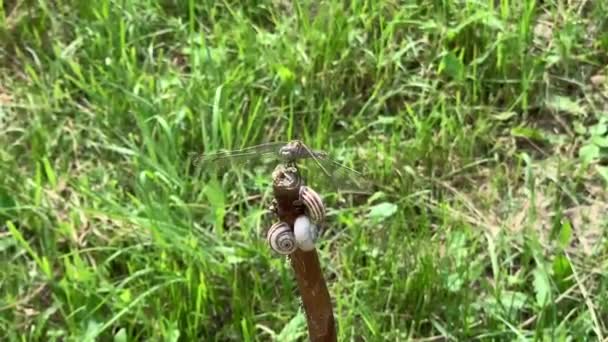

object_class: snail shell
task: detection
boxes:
[294,215,318,251]
[267,222,297,255]
[272,164,302,193]
[299,185,325,224]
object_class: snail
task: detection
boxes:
[299,185,325,224]
[267,221,297,255]
[272,164,302,193]
[268,164,324,253]
[294,215,318,251]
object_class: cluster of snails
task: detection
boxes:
[267,185,326,254]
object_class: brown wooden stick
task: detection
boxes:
[289,249,337,341]
[271,164,337,342]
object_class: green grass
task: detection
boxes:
[1,0,607,340]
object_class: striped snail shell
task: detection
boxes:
[267,221,297,255]
[294,215,318,251]
[299,185,325,224]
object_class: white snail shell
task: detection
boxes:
[267,222,297,255]
[294,215,318,251]
[299,185,325,224]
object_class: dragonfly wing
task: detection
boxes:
[191,141,287,168]
[322,157,371,191]
[300,155,371,192]
[296,143,333,179]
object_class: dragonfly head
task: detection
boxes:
[278,144,297,161]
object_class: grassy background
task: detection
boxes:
[1,0,607,340]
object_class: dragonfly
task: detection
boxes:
[191,140,369,191]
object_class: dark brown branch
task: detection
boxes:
[272,165,336,342]
[289,249,337,341]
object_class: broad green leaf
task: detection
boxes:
[447,273,464,292]
[591,135,608,147]
[573,120,587,135]
[533,268,551,306]
[579,144,600,164]
[486,291,528,312]
[204,180,226,232]
[558,220,572,248]
[83,320,102,342]
[589,122,607,136]
[119,289,132,303]
[367,202,398,220]
[166,326,180,342]
[113,328,127,342]
[511,126,547,141]
[552,254,572,280]
[276,65,295,83]
[546,95,585,116]
[501,292,526,312]
[440,52,464,81]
